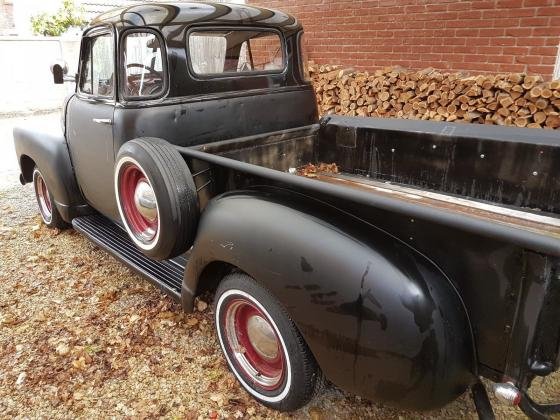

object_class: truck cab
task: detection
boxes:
[60,2,316,220]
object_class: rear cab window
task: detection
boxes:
[187,29,285,77]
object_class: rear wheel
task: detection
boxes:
[32,168,69,229]
[215,273,324,411]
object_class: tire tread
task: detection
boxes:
[116,138,198,259]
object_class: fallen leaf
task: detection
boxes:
[186,318,199,327]
[72,356,87,370]
[15,372,26,387]
[196,300,208,312]
[55,343,70,356]
[0,313,17,325]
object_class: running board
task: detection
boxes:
[72,214,184,300]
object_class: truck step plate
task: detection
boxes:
[72,215,184,300]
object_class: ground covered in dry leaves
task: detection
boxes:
[0,182,558,419]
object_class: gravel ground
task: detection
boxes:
[0,142,558,419]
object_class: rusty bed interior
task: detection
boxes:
[198,123,560,238]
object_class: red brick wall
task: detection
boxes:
[249,34,283,70]
[251,0,560,78]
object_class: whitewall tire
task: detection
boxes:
[214,272,324,411]
[32,168,69,229]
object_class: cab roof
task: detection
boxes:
[90,2,301,33]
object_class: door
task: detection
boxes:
[67,28,118,219]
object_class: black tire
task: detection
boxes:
[215,272,324,411]
[32,167,69,229]
[114,138,198,260]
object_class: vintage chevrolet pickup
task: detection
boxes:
[12,2,560,418]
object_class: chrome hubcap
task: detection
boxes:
[117,160,159,246]
[133,180,157,222]
[223,299,284,390]
[247,315,279,360]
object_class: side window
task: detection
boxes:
[123,31,165,98]
[188,30,284,76]
[79,33,114,97]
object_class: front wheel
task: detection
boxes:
[32,168,69,229]
[215,273,324,411]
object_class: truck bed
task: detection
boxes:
[194,116,560,240]
[178,116,560,388]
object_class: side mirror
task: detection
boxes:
[50,60,71,84]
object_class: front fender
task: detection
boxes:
[13,126,88,221]
[183,190,476,410]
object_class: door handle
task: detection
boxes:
[92,118,113,125]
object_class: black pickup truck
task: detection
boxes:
[13,2,560,418]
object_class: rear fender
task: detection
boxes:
[183,190,476,410]
[13,126,89,221]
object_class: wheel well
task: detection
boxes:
[20,155,35,182]
[195,261,238,297]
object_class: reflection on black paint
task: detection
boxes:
[400,291,435,333]
[331,300,388,330]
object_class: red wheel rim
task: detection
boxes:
[222,298,285,391]
[118,163,158,244]
[35,171,52,223]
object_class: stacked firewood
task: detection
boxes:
[309,63,560,129]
